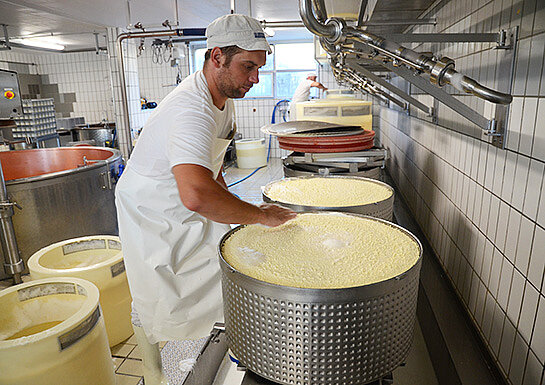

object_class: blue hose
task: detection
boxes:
[227,99,290,188]
[227,166,265,188]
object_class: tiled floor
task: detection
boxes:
[223,158,284,205]
[111,333,168,384]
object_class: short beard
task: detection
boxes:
[216,65,247,99]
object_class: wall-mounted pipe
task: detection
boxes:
[115,29,206,158]
[260,20,305,28]
[299,0,513,105]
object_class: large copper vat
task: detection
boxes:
[0,147,123,280]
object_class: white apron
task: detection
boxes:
[115,137,232,344]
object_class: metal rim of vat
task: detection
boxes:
[218,212,423,385]
[2,147,122,186]
[261,175,394,219]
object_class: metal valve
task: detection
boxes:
[430,57,455,86]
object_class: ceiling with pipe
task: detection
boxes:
[0,0,307,50]
[0,0,435,51]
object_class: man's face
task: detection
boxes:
[308,76,317,82]
[216,50,267,99]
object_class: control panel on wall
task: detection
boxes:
[0,70,22,119]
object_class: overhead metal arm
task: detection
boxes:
[334,64,408,109]
[299,0,512,105]
[345,57,433,115]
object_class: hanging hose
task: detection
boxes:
[227,99,290,188]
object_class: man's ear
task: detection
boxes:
[209,47,224,68]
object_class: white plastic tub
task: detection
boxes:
[28,235,133,347]
[296,99,373,129]
[235,138,267,169]
[0,277,116,385]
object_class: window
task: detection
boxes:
[245,73,273,97]
[192,47,207,73]
[275,43,316,70]
[190,42,317,99]
[276,72,310,99]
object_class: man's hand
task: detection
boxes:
[258,203,297,227]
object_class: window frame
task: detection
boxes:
[189,40,317,100]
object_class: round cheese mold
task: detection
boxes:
[263,177,393,207]
[221,212,421,289]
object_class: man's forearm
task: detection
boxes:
[173,164,263,224]
[190,180,263,224]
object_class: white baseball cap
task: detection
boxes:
[206,14,272,54]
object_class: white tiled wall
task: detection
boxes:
[0,48,39,74]
[137,43,190,105]
[376,0,545,384]
[38,51,113,123]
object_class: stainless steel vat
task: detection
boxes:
[282,155,383,180]
[0,147,123,280]
[73,123,115,147]
[219,214,423,385]
[262,176,394,220]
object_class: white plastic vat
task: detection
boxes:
[0,277,116,385]
[28,235,133,346]
[235,138,267,169]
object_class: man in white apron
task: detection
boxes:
[115,14,296,384]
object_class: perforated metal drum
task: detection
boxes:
[219,215,422,385]
[262,176,394,221]
[282,161,382,180]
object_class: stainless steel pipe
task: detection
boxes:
[115,29,206,158]
[442,68,511,105]
[0,161,23,284]
[331,60,407,109]
[299,0,337,40]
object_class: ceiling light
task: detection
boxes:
[264,27,275,37]
[12,38,65,51]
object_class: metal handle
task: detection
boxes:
[99,170,113,190]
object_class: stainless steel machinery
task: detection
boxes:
[263,120,388,179]
[0,147,123,281]
[299,0,516,149]
[73,122,116,147]
[282,149,388,179]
